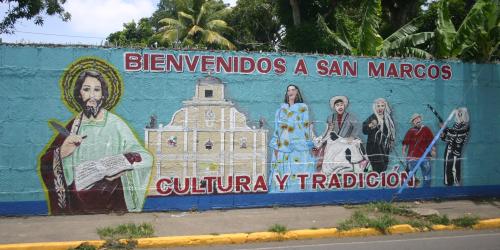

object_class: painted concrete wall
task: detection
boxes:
[0,45,499,215]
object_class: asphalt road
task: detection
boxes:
[157,229,500,250]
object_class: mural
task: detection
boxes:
[362,98,396,173]
[150,76,268,195]
[402,113,436,188]
[268,85,315,192]
[0,45,498,215]
[314,95,367,176]
[441,107,470,186]
[39,58,153,214]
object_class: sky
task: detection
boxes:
[0,0,237,45]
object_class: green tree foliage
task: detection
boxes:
[357,0,384,56]
[318,0,433,58]
[0,0,70,34]
[228,0,280,51]
[101,0,498,63]
[150,0,190,31]
[435,0,499,62]
[379,17,434,58]
[419,0,473,33]
[379,0,425,38]
[276,0,361,53]
[107,18,160,47]
[106,0,185,47]
[158,0,235,50]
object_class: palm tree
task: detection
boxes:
[317,0,433,58]
[379,17,434,58]
[159,0,236,50]
[435,0,499,62]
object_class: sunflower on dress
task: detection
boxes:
[268,102,316,192]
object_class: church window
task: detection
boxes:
[205,109,215,127]
[167,136,177,147]
[240,137,248,149]
[205,139,213,150]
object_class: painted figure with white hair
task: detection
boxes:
[440,107,470,186]
[362,98,396,173]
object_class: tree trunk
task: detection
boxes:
[323,0,338,19]
[289,0,301,26]
[383,0,419,31]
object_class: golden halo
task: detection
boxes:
[60,57,123,113]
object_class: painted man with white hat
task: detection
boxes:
[315,96,366,175]
[402,113,436,187]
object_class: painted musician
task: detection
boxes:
[441,107,470,186]
[40,69,152,214]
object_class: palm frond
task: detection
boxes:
[206,20,233,33]
[384,17,420,45]
[158,18,183,31]
[379,26,434,58]
[402,47,433,59]
[389,32,434,49]
[334,12,353,51]
[178,11,195,25]
[156,0,234,50]
[489,40,500,61]
[201,30,236,50]
[196,3,207,25]
[452,0,496,57]
[435,0,456,58]
[160,30,180,43]
[357,0,383,56]
[210,8,232,21]
[317,15,353,53]
[188,25,204,36]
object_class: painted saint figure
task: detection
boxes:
[315,96,366,174]
[268,84,315,192]
[40,69,153,214]
[441,107,470,186]
[402,113,436,187]
[362,98,396,173]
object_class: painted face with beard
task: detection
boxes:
[412,116,423,129]
[79,76,104,118]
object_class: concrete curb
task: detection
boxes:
[386,224,419,234]
[472,218,500,229]
[0,240,103,250]
[1,218,499,250]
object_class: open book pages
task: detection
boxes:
[74,154,133,191]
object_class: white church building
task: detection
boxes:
[145,76,268,195]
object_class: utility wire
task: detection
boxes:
[12,30,105,39]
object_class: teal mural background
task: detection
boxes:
[0,45,499,205]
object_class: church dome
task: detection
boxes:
[197,76,222,85]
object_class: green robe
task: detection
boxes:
[62,110,153,212]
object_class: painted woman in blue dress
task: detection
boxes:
[268,84,316,192]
